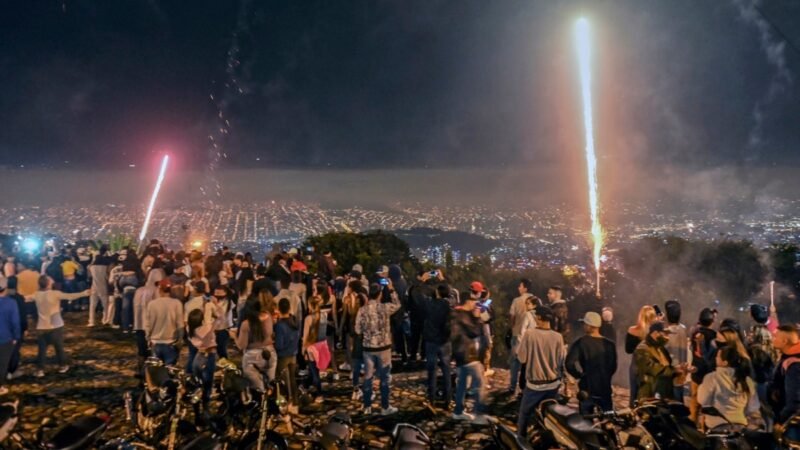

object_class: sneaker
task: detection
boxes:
[351,389,362,401]
[0,386,8,396]
[452,412,475,421]
[111,325,121,329]
[57,365,70,374]
[6,371,21,381]
[472,414,489,425]
[122,330,130,334]
[338,363,351,371]
[485,369,495,377]
[34,370,45,378]
[381,406,398,416]
[362,406,373,415]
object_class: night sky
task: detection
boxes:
[0,0,798,170]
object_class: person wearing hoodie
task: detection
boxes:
[274,297,300,414]
[508,279,535,395]
[698,346,760,431]
[770,325,800,429]
[451,288,489,424]
[664,300,689,401]
[133,268,164,379]
[407,270,438,362]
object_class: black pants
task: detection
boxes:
[0,341,14,387]
[408,315,424,359]
[391,315,407,361]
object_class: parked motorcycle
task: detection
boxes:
[1,399,113,450]
[124,357,221,450]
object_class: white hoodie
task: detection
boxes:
[697,366,759,429]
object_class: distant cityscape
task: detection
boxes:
[1,199,799,271]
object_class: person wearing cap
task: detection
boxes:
[747,303,778,429]
[634,322,689,401]
[144,279,185,366]
[30,275,90,377]
[451,289,489,424]
[565,311,617,413]
[689,308,718,421]
[0,277,21,395]
[516,305,565,438]
[664,300,689,402]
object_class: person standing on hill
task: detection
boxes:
[509,279,536,395]
[516,305,565,438]
[664,300,689,401]
[355,282,400,416]
[423,283,453,407]
[566,311,617,413]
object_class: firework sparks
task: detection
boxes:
[574,18,605,297]
[139,155,169,243]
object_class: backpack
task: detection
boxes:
[748,325,778,383]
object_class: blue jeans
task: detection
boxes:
[192,351,217,403]
[153,343,178,366]
[454,362,486,415]
[363,350,392,410]
[425,342,452,402]
[121,287,135,331]
[352,357,364,388]
[215,330,229,359]
[509,336,522,391]
[517,387,559,438]
[186,342,197,374]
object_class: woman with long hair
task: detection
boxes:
[211,286,235,359]
[231,296,275,392]
[314,279,340,381]
[187,308,217,405]
[626,305,658,406]
[698,346,760,431]
[303,296,330,402]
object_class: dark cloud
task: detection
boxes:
[0,0,797,169]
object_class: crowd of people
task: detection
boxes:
[0,239,799,440]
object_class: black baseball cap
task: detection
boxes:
[649,322,673,334]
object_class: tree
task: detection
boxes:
[303,231,419,278]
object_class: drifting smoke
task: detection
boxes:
[203,0,253,202]
[731,0,793,150]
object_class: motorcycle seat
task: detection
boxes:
[43,415,107,450]
[545,403,602,439]
[393,424,430,450]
